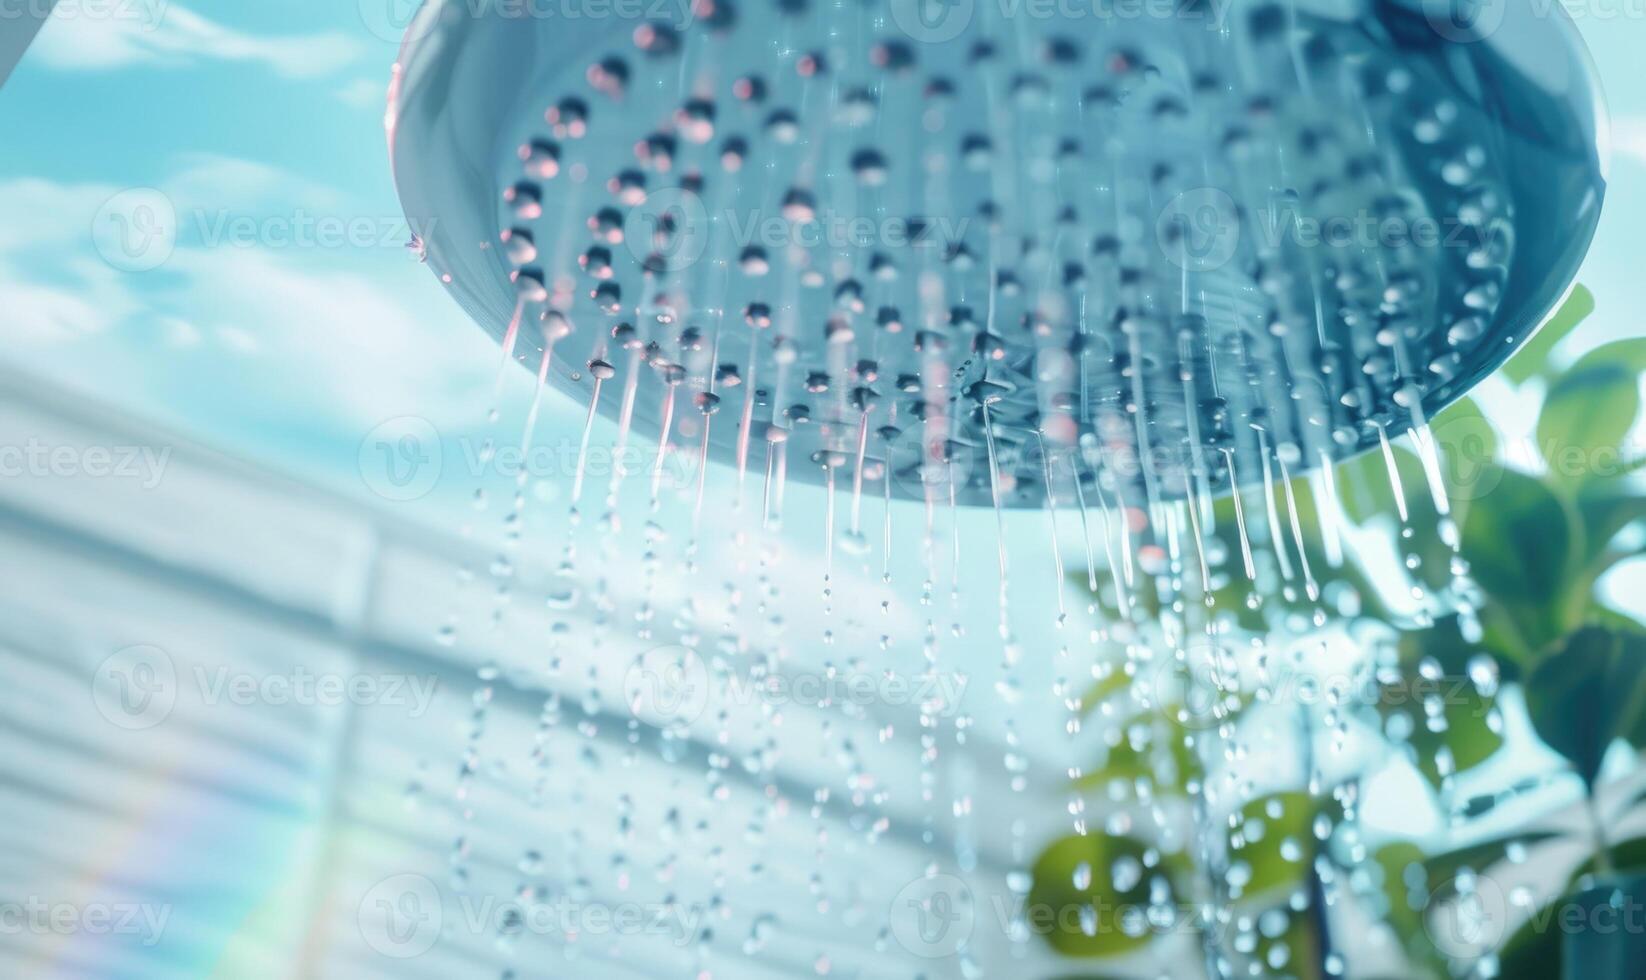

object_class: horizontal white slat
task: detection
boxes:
[0,364,1077,978]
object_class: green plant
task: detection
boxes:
[1033,285,1646,978]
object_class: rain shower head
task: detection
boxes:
[388,0,1605,508]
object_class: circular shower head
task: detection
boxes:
[388,0,1604,507]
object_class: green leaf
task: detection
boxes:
[1069,566,1162,624]
[1077,660,1134,715]
[1074,713,1202,798]
[1570,835,1646,885]
[1429,396,1500,511]
[1425,833,1560,884]
[1336,444,1456,594]
[1210,473,1394,626]
[1337,444,1433,528]
[1538,360,1641,486]
[1202,482,1290,630]
[1206,570,1273,632]
[1581,605,1646,636]
[1459,468,1574,652]
[1373,841,1432,950]
[1226,792,1328,903]
[1223,907,1326,980]
[1576,477,1646,570]
[1399,613,1516,680]
[1497,911,1563,980]
[1524,627,1646,788]
[1375,834,1561,975]
[1501,283,1594,385]
[1383,682,1501,793]
[1379,619,1506,789]
[1027,834,1181,958]
[1078,727,1159,787]
[1460,468,1572,600]
[1567,337,1646,378]
[1221,795,1345,978]
[1497,877,1646,979]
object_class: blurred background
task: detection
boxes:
[3,2,1646,978]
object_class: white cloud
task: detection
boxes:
[162,153,350,215]
[0,180,143,343]
[0,177,123,252]
[0,256,143,344]
[335,78,386,110]
[161,246,490,428]
[0,153,351,276]
[0,162,493,433]
[0,277,104,343]
[158,316,201,347]
[30,2,361,78]
[213,323,259,353]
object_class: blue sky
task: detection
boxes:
[0,0,502,518]
[0,0,1644,524]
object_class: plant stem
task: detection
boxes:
[1300,705,1338,979]
[1585,789,1617,878]
[1187,748,1228,980]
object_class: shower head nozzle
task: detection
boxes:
[389,0,1605,508]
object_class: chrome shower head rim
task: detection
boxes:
[388,0,1606,508]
